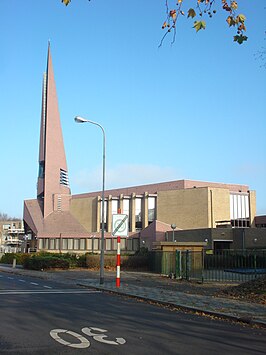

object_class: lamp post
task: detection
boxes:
[171,224,176,242]
[74,116,106,284]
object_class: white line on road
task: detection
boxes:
[43,285,52,289]
[7,277,14,280]
[0,289,32,292]
[30,282,39,286]
[0,289,102,295]
[19,279,26,282]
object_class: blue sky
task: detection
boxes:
[0,0,265,218]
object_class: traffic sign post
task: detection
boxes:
[112,214,129,237]
[116,236,121,288]
[112,212,128,288]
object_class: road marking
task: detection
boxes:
[82,327,126,345]
[7,277,14,280]
[43,285,52,289]
[30,282,39,286]
[0,289,101,295]
[19,279,26,282]
[50,327,126,348]
[50,329,90,349]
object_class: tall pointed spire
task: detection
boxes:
[37,43,71,218]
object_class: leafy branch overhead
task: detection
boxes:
[61,0,247,46]
[161,0,247,46]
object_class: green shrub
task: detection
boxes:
[1,251,150,270]
[1,253,31,265]
[104,255,117,269]
[76,254,88,267]
[1,252,89,269]
[135,247,149,256]
[1,253,17,264]
[23,256,69,270]
[85,254,149,270]
[36,252,83,268]
[122,255,149,270]
[18,253,32,266]
[85,254,118,269]
[86,254,101,269]
[50,253,84,267]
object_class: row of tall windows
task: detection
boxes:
[38,237,139,252]
[230,193,250,227]
[100,196,157,231]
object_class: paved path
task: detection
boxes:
[78,279,266,326]
[1,264,265,328]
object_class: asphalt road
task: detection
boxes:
[0,271,265,355]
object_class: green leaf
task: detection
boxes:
[237,14,246,23]
[193,21,206,32]
[233,35,248,44]
[187,8,196,19]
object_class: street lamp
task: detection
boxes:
[170,224,176,242]
[74,115,106,285]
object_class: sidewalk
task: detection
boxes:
[77,278,266,328]
[1,264,265,328]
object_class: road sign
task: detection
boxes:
[112,214,128,237]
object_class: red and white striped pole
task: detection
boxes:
[116,208,121,288]
[116,236,121,287]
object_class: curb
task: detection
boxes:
[77,282,266,329]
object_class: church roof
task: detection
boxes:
[24,199,90,237]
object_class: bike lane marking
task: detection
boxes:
[50,326,126,348]
[50,329,90,349]
[82,327,126,345]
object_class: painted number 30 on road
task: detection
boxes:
[50,326,126,349]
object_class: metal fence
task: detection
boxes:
[149,249,266,282]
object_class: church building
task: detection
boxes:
[23,46,259,253]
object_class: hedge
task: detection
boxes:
[1,252,149,271]
[0,253,31,265]
[23,255,69,270]
[0,252,88,268]
[86,254,149,270]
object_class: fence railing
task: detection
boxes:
[149,249,266,282]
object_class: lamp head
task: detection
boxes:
[74,116,88,123]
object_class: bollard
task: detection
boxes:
[12,258,17,268]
